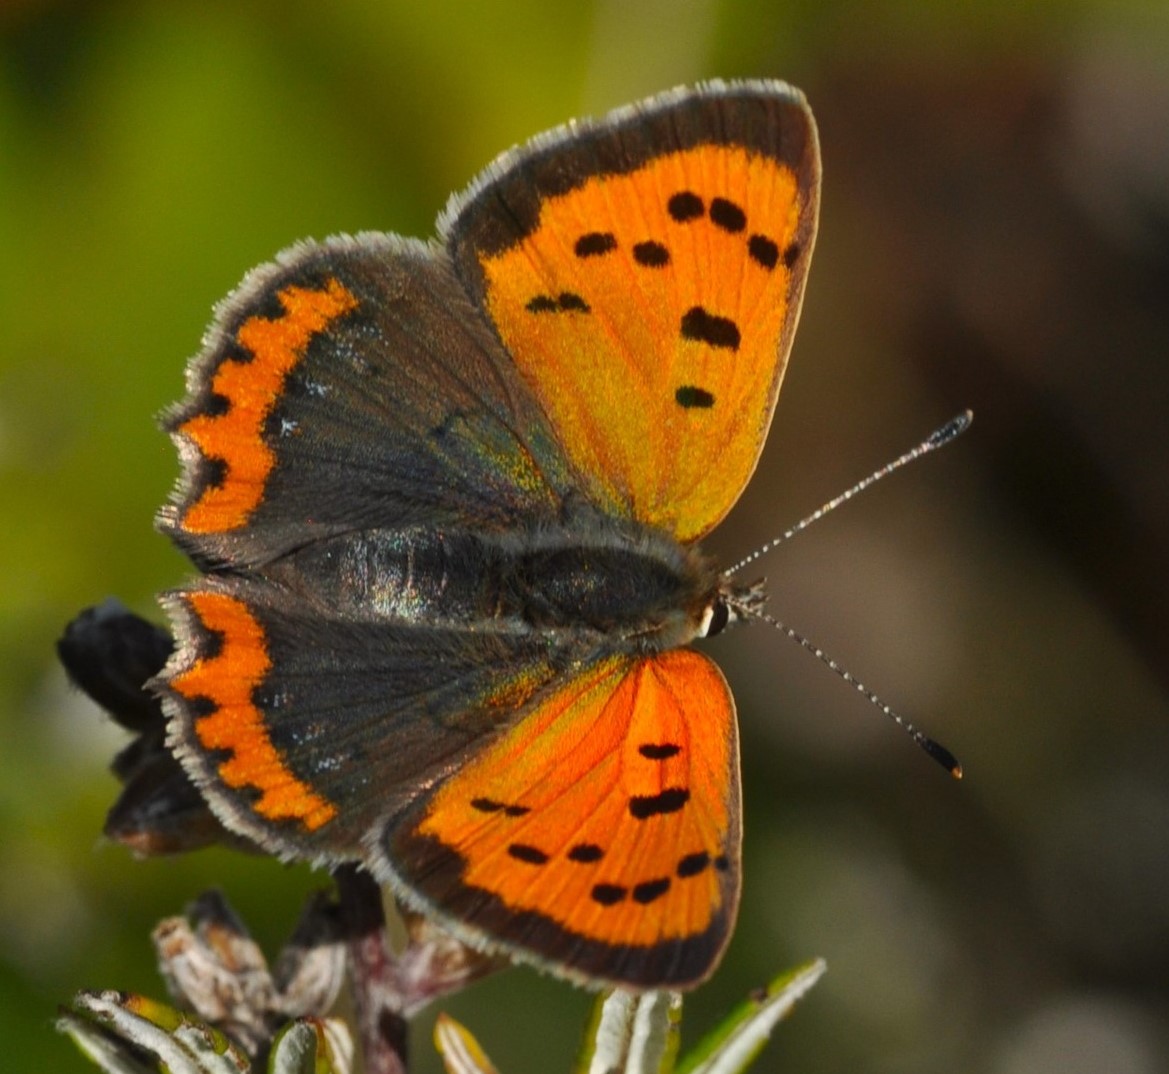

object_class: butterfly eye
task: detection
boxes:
[698,600,730,638]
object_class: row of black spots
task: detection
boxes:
[525,292,591,314]
[470,796,530,817]
[502,843,730,908]
[591,876,672,907]
[523,231,672,314]
[665,195,737,415]
[505,841,605,866]
[751,232,801,270]
[669,191,750,237]
[744,233,803,271]
[576,229,674,269]
[675,850,731,879]
[666,189,800,272]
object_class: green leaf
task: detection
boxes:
[676,960,826,1074]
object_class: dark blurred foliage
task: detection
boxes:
[2,2,1166,1072]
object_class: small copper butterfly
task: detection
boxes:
[156,80,820,990]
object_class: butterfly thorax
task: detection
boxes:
[267,516,724,652]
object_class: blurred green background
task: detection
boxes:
[3,1,1167,1071]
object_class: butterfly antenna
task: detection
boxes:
[725,410,972,577]
[751,606,963,779]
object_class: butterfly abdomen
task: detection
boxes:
[270,521,717,646]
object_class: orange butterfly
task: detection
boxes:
[157,80,820,990]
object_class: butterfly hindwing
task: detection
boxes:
[443,80,820,541]
[160,573,601,860]
[379,649,741,989]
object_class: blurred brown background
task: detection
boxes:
[1,2,1166,1071]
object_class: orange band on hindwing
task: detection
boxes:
[178,279,360,534]
[171,591,337,831]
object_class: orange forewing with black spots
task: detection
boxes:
[470,147,812,541]
[445,86,819,541]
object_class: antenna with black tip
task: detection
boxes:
[727,410,972,779]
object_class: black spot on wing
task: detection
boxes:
[629,788,689,819]
[557,292,589,312]
[667,191,704,222]
[202,392,230,418]
[632,241,670,267]
[639,743,681,760]
[783,242,802,268]
[675,386,714,410]
[680,307,740,351]
[632,878,671,904]
[575,232,617,257]
[187,694,219,720]
[508,844,549,865]
[568,843,604,863]
[748,234,780,270]
[677,851,711,878]
[709,197,746,233]
[591,883,627,906]
[202,457,228,491]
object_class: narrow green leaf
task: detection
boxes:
[58,1006,158,1074]
[676,960,826,1074]
[57,991,249,1074]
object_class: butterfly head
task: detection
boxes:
[701,575,768,639]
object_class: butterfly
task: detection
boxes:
[156,79,820,991]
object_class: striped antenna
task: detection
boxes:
[726,410,972,576]
[725,410,972,778]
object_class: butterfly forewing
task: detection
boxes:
[444,82,820,541]
[159,236,580,570]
